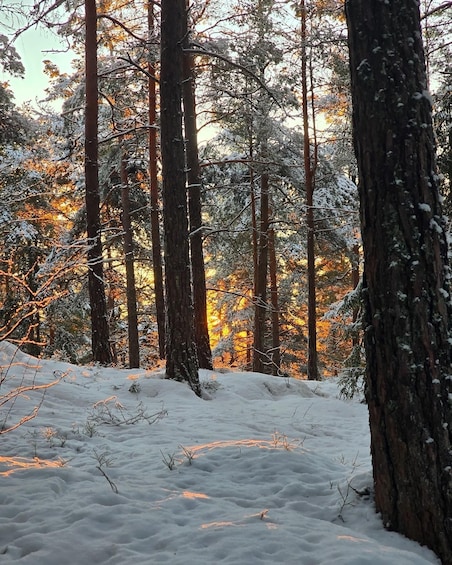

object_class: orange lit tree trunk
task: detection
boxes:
[148,0,165,359]
[160,0,200,395]
[182,2,213,370]
[84,0,111,364]
[120,153,140,368]
[347,0,452,561]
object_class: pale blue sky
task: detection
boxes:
[1,25,73,108]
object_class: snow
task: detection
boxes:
[0,341,440,564]
[418,203,431,213]
[430,218,443,234]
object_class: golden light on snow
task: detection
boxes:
[186,439,280,454]
[126,373,141,381]
[182,491,210,500]
[0,456,66,477]
[201,510,277,531]
[337,535,370,544]
[200,521,237,529]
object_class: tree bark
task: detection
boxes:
[160,0,200,395]
[253,171,269,374]
[346,0,452,561]
[268,227,281,375]
[120,153,140,368]
[249,124,258,371]
[84,0,111,364]
[300,0,318,380]
[351,239,360,348]
[147,0,166,359]
[182,3,213,370]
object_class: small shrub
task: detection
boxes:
[161,450,177,470]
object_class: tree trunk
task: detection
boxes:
[160,0,200,396]
[147,0,166,359]
[120,153,140,368]
[268,227,281,375]
[346,0,452,561]
[253,171,269,374]
[249,125,258,371]
[84,0,111,364]
[182,3,213,370]
[300,0,318,380]
[351,236,360,348]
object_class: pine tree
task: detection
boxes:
[182,0,213,370]
[84,0,112,364]
[346,0,452,560]
[120,152,140,368]
[160,0,201,395]
[147,0,166,360]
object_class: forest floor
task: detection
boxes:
[0,341,440,564]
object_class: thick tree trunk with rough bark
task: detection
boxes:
[351,240,360,348]
[182,6,213,371]
[160,0,200,396]
[84,0,111,364]
[346,0,452,561]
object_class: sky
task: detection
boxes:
[0,22,73,108]
[0,340,441,564]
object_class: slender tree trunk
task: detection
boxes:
[246,329,252,367]
[253,171,269,374]
[249,124,258,371]
[182,3,213,370]
[300,0,318,380]
[346,1,452,561]
[160,0,200,395]
[84,0,111,364]
[104,247,118,364]
[120,153,140,368]
[268,227,281,375]
[147,1,165,359]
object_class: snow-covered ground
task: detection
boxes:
[0,341,440,564]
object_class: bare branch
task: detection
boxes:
[421,1,452,19]
[97,13,148,44]
[185,41,283,109]
[117,54,159,82]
